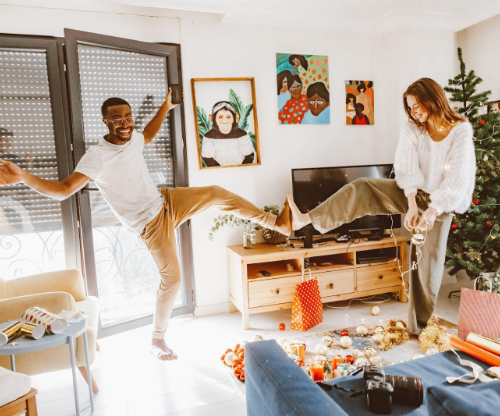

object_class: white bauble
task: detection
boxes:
[340,336,352,349]
[315,343,329,356]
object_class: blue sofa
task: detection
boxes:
[246,339,500,416]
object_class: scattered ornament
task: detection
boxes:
[370,305,381,316]
[224,352,237,367]
[395,320,407,329]
[322,334,334,347]
[315,343,328,356]
[352,348,365,358]
[341,329,349,337]
[374,326,385,335]
[369,355,383,366]
[254,335,263,341]
[372,333,384,344]
[285,343,306,360]
[411,231,425,246]
[344,355,355,364]
[364,347,378,359]
[279,323,285,331]
[340,335,352,349]
[354,357,369,367]
[356,323,368,336]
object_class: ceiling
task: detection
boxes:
[97,0,500,33]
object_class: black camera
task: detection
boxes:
[359,365,423,414]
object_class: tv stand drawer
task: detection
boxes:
[313,269,355,297]
[357,263,402,291]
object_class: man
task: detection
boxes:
[0,89,292,360]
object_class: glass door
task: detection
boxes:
[64,29,193,335]
[0,35,78,279]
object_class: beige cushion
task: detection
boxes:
[0,367,31,407]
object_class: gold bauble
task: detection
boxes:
[340,335,352,349]
[411,231,425,246]
[372,333,384,344]
[356,323,369,336]
[370,306,381,316]
[354,357,369,367]
[352,348,365,358]
[369,355,382,366]
[322,334,334,347]
[364,347,378,359]
[374,325,384,335]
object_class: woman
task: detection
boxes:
[345,93,356,124]
[356,83,374,124]
[287,78,476,335]
[279,74,309,124]
[277,70,293,111]
[302,82,330,124]
[351,103,370,125]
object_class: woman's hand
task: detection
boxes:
[405,204,419,231]
[0,158,26,185]
[417,207,437,231]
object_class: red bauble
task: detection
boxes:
[345,355,355,364]
[341,329,349,337]
[452,223,458,229]
[480,119,485,125]
[487,221,493,228]
[279,323,285,331]
[473,199,479,205]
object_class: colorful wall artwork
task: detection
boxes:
[345,80,374,125]
[276,53,330,125]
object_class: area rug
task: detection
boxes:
[227,316,457,394]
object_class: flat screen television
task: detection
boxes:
[291,164,401,236]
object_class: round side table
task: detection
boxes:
[0,319,94,416]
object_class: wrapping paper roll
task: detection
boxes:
[466,333,500,356]
[450,337,500,367]
[0,321,23,346]
[20,323,45,340]
[23,307,68,335]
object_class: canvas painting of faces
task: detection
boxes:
[345,81,374,125]
[191,78,261,169]
[276,53,330,125]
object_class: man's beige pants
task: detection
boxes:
[140,185,278,340]
[309,178,452,335]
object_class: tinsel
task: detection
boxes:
[418,322,457,354]
[378,319,410,351]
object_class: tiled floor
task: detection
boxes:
[31,273,472,416]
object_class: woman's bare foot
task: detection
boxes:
[274,200,292,236]
[287,195,312,230]
[151,338,178,361]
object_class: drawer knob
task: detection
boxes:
[275,289,280,295]
[378,275,384,279]
[328,283,334,289]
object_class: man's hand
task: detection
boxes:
[0,158,25,185]
[405,203,419,231]
[417,207,437,231]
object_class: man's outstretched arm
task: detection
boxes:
[0,158,89,201]
[143,87,178,145]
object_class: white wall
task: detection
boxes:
[457,13,500,101]
[0,1,456,315]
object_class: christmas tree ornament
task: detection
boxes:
[344,355,354,364]
[487,221,493,227]
[412,354,425,360]
[370,305,381,316]
[364,347,377,359]
[279,323,285,331]
[341,329,349,337]
[352,348,364,358]
[395,320,406,329]
[425,347,439,356]
[354,357,369,367]
[254,335,263,341]
[372,333,384,344]
[452,223,458,229]
[340,335,352,349]
[374,325,385,334]
[473,199,479,205]
[315,343,328,356]
[224,352,237,367]
[480,119,485,125]
[356,323,368,336]
[411,231,425,246]
[322,334,334,347]
[369,355,383,366]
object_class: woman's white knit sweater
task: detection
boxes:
[394,120,476,215]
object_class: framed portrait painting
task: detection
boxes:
[488,100,500,115]
[345,80,374,125]
[191,78,261,169]
[276,53,330,124]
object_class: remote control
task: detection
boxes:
[259,270,271,277]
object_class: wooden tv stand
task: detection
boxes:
[227,236,408,329]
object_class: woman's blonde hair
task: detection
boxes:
[403,78,466,130]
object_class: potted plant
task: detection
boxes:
[208,205,288,247]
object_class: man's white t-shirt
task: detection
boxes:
[75,130,163,235]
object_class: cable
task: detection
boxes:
[325,294,391,309]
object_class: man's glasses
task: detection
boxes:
[105,117,134,127]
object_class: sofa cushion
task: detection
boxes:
[246,340,346,416]
[324,350,500,415]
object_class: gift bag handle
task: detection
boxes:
[302,268,312,283]
[474,274,492,292]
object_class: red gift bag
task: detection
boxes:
[458,279,500,341]
[291,269,323,332]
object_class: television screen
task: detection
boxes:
[292,164,401,236]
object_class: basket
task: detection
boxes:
[262,228,288,245]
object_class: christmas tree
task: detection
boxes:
[444,47,500,278]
